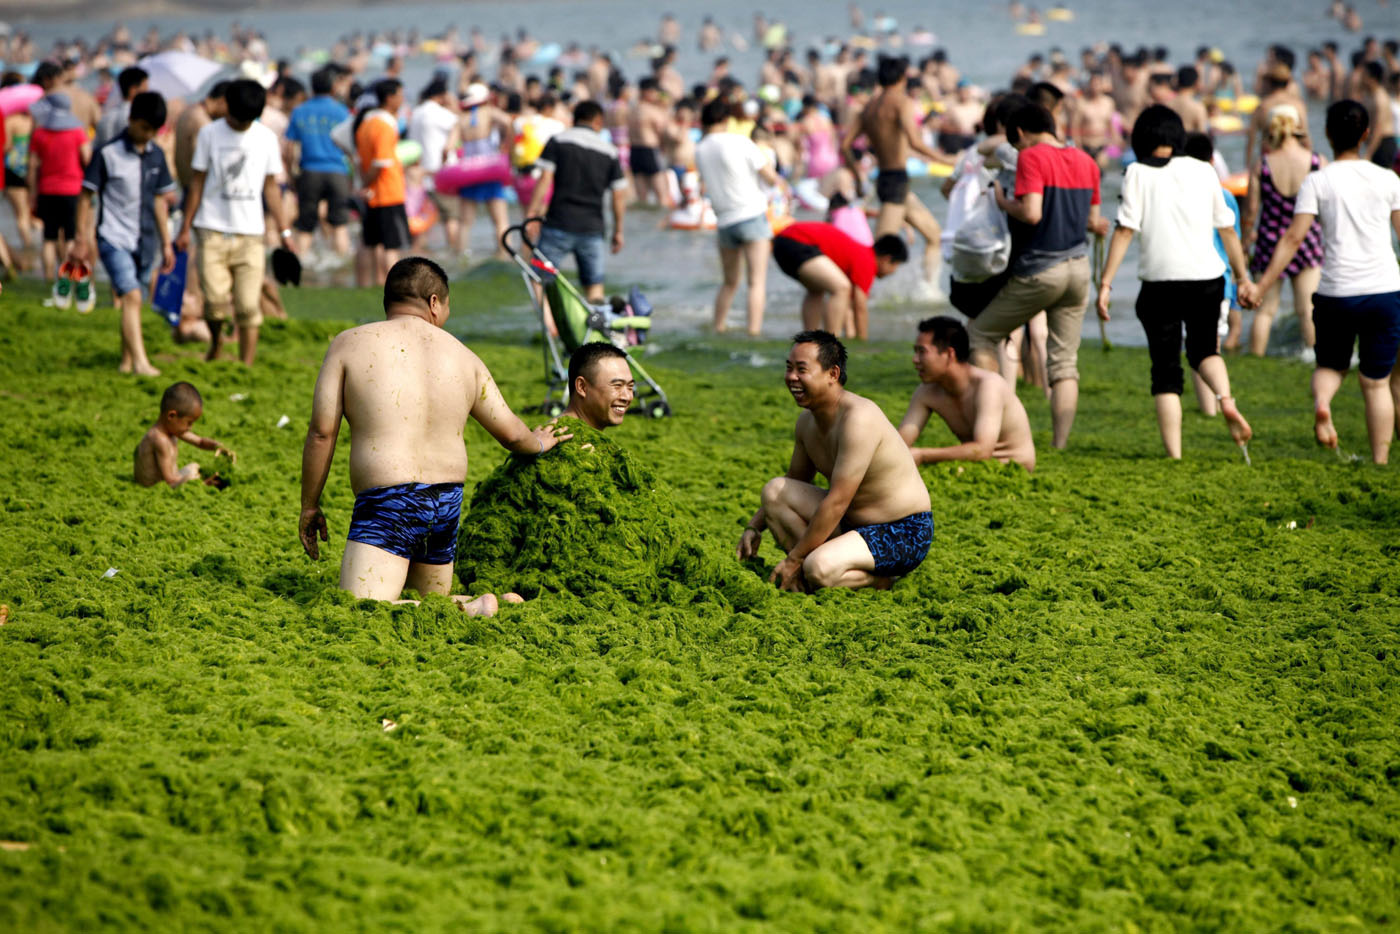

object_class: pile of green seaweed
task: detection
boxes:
[457,420,771,610]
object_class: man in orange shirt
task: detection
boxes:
[354,79,410,286]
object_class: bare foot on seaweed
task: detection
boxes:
[502,592,525,604]
[1219,395,1252,446]
[453,594,499,616]
[1314,407,1339,449]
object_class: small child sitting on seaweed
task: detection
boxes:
[134,381,236,488]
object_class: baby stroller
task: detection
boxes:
[502,219,671,418]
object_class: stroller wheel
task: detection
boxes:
[546,401,566,418]
[646,400,672,419]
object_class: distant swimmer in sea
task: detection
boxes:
[897,316,1037,472]
[298,257,570,611]
[738,330,932,592]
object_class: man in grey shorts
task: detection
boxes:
[694,97,784,336]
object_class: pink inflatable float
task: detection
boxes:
[434,151,512,192]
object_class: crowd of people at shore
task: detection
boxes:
[2,8,1399,609]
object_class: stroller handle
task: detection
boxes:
[500,217,547,259]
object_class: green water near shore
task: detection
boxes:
[1,279,1397,931]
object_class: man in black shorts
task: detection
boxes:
[845,55,946,295]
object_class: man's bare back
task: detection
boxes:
[323,317,491,491]
[794,392,931,526]
[1170,93,1209,134]
[175,104,211,189]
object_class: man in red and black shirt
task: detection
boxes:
[772,221,909,339]
[968,103,1107,449]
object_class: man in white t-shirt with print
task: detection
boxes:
[176,79,296,367]
[1252,100,1400,464]
[695,97,783,336]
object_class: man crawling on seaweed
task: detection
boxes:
[738,330,933,592]
[298,256,569,614]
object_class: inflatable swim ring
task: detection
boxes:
[396,139,422,167]
[1016,23,1047,36]
[435,151,512,192]
[1047,6,1074,21]
[1224,172,1249,198]
[1210,114,1244,135]
[668,199,717,230]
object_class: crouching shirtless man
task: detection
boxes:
[299,256,569,612]
[738,330,933,591]
[898,316,1037,471]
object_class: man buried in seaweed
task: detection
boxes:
[562,342,634,431]
[738,330,933,592]
[298,257,570,614]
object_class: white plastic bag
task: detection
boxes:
[950,167,1010,284]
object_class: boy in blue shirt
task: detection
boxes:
[73,91,177,377]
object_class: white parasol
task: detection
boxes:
[137,51,227,101]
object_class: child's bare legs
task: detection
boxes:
[41,238,59,282]
[1191,369,1218,415]
[1026,311,1050,397]
[117,288,160,376]
[1359,373,1395,464]
[1292,267,1320,348]
[1223,306,1243,352]
[998,328,1022,386]
[4,188,32,251]
[487,199,510,259]
[1312,367,1343,449]
[1249,279,1282,355]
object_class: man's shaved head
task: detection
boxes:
[383,257,450,313]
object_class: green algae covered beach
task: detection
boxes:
[1,277,1397,931]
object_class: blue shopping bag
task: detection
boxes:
[152,250,187,327]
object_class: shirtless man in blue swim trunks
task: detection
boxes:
[738,330,934,592]
[299,256,569,613]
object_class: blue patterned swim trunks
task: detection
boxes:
[846,511,933,577]
[347,482,464,565]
